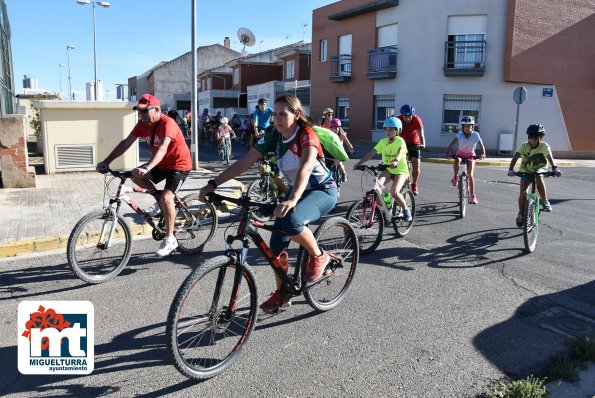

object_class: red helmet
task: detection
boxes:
[330,118,342,128]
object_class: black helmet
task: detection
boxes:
[526,124,545,136]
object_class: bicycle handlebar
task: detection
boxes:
[514,171,558,178]
[99,167,133,179]
[205,192,277,215]
[447,154,483,160]
[355,164,389,175]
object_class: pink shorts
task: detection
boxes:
[455,150,476,162]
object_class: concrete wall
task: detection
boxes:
[34,101,138,174]
[0,115,35,188]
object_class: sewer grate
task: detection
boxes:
[527,306,595,339]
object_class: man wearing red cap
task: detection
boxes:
[97,94,192,256]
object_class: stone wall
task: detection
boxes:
[0,115,36,188]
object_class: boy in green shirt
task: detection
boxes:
[354,117,413,222]
[508,124,562,227]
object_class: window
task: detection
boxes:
[286,59,295,79]
[320,39,327,62]
[233,69,239,85]
[206,78,211,90]
[336,97,350,129]
[374,95,395,130]
[442,94,481,135]
[447,33,485,68]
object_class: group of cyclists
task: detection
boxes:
[96,92,562,313]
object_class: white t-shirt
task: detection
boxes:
[455,131,481,154]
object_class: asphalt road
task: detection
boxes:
[1,147,594,397]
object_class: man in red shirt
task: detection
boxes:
[97,94,192,256]
[397,104,426,195]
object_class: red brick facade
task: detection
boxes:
[504,0,595,150]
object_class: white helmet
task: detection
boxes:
[221,117,229,124]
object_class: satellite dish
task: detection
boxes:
[237,27,255,56]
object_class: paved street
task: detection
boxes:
[1,153,594,397]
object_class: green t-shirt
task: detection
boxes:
[374,136,409,175]
[517,142,551,173]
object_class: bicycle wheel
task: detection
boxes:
[458,174,467,218]
[167,256,258,380]
[67,209,132,284]
[246,178,277,222]
[392,188,416,237]
[175,193,218,255]
[345,197,384,255]
[298,217,358,312]
[523,196,539,253]
[224,141,230,164]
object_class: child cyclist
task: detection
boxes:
[353,116,413,222]
[217,117,236,155]
[507,124,562,227]
[329,118,354,182]
[444,115,486,204]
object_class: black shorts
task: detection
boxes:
[149,167,190,194]
[407,144,421,159]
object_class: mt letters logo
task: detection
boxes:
[18,301,94,375]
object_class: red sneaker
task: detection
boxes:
[304,251,330,283]
[259,290,291,314]
[411,183,419,195]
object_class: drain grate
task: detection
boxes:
[527,306,595,338]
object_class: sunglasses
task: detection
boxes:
[136,107,154,114]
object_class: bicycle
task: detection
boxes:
[218,137,231,164]
[346,164,415,255]
[66,168,218,284]
[246,158,286,222]
[330,161,346,198]
[447,154,482,218]
[166,192,359,380]
[514,170,559,253]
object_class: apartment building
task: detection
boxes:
[312,0,595,155]
[0,0,15,116]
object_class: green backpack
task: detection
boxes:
[312,126,349,161]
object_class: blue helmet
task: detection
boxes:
[383,117,402,129]
[400,104,415,116]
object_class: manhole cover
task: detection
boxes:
[528,306,595,338]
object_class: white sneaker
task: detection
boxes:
[156,236,178,257]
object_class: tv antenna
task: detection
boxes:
[301,21,308,41]
[237,27,255,56]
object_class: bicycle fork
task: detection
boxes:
[360,193,378,227]
[100,204,119,249]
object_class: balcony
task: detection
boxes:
[443,40,486,76]
[367,46,397,79]
[330,54,352,82]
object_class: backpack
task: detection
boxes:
[312,126,349,161]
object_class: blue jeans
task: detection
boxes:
[270,185,338,255]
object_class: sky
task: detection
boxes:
[7,0,336,100]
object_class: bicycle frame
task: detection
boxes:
[357,165,394,227]
[516,171,555,224]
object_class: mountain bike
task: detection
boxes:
[448,154,482,218]
[66,168,218,284]
[346,164,415,255]
[514,170,559,253]
[246,158,286,222]
[166,191,359,380]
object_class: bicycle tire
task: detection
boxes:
[67,208,132,284]
[459,174,467,218]
[392,188,416,237]
[166,255,258,380]
[246,178,277,223]
[300,217,359,312]
[175,193,218,255]
[225,141,230,164]
[523,197,539,253]
[346,197,383,255]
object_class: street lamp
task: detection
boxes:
[66,45,76,101]
[58,64,66,98]
[76,0,110,101]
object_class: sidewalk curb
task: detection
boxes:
[422,158,589,167]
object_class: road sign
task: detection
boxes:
[513,86,527,105]
[543,88,554,97]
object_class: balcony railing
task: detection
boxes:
[330,54,352,82]
[443,40,486,76]
[367,46,397,79]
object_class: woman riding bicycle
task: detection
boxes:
[353,117,413,222]
[199,95,338,313]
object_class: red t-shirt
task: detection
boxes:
[131,114,192,171]
[397,114,424,145]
